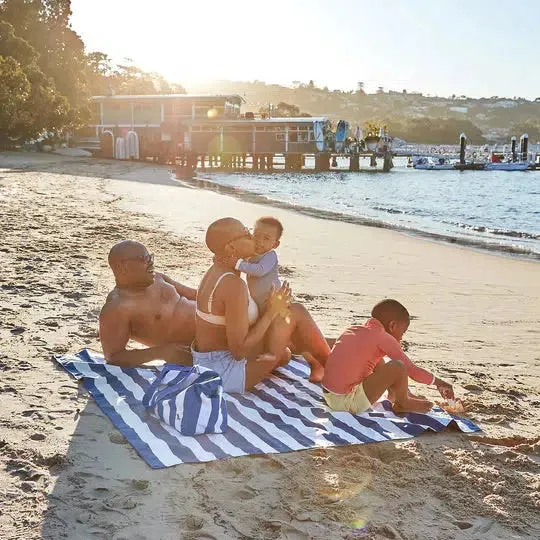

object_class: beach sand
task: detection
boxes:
[1,152,538,539]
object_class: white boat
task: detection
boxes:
[484,162,529,171]
[413,156,455,170]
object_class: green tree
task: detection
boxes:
[0,0,90,131]
[0,20,68,147]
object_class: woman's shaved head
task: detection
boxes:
[205,217,246,255]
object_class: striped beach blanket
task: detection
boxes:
[55,350,480,469]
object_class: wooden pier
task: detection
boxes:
[175,151,394,178]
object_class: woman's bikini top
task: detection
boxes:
[196,272,259,326]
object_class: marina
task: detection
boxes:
[74,93,540,176]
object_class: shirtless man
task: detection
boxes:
[99,240,197,367]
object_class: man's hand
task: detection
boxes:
[434,377,454,400]
[160,343,192,365]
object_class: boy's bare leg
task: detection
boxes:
[362,360,433,414]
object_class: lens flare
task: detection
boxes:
[349,517,368,532]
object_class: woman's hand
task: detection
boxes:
[267,282,292,319]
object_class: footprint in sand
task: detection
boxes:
[180,515,204,531]
[235,487,258,500]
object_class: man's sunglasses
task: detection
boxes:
[122,253,154,264]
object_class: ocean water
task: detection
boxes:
[195,159,540,259]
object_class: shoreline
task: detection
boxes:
[2,152,539,539]
[181,170,540,261]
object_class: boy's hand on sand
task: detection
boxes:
[434,377,454,400]
[267,282,292,317]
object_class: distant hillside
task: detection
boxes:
[187,80,540,144]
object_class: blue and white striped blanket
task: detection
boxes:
[55,350,480,469]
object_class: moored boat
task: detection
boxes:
[484,162,529,171]
[413,156,455,170]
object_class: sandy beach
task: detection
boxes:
[1,152,539,539]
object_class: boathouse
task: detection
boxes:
[75,94,244,160]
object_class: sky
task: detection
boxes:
[70,0,540,99]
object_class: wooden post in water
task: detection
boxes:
[315,152,330,171]
[459,133,467,165]
[520,133,529,162]
[349,154,360,172]
[511,136,517,162]
[383,152,393,172]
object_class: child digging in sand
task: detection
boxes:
[219,216,324,381]
[322,299,454,414]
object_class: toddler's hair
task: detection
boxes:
[256,216,284,239]
[371,299,410,328]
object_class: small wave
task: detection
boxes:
[372,206,404,215]
[454,222,539,240]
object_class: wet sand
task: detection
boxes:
[1,152,539,539]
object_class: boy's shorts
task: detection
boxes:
[323,382,372,414]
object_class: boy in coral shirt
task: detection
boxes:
[322,299,454,414]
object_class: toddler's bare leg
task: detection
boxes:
[301,351,325,382]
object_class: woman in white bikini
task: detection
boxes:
[192,217,329,392]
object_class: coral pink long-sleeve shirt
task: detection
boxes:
[322,318,434,395]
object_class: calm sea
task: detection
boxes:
[196,158,540,259]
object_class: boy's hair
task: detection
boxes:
[371,299,410,329]
[255,216,284,239]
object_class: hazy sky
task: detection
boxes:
[71,0,540,98]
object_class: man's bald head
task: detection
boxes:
[108,240,147,269]
[205,217,246,255]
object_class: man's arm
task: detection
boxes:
[162,274,197,301]
[235,251,277,277]
[99,304,183,367]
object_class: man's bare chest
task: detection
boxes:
[130,283,178,328]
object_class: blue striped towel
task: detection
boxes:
[55,350,480,469]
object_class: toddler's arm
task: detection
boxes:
[235,250,278,277]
